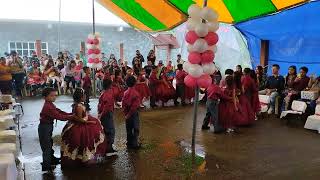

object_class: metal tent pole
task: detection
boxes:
[92,0,97,97]
[58,0,62,52]
[191,0,208,167]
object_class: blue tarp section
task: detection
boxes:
[236,1,320,75]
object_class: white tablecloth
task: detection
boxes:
[0,153,17,180]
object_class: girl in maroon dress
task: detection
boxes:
[249,69,261,115]
[61,88,107,167]
[219,75,238,132]
[155,67,176,106]
[234,71,255,126]
[135,70,151,108]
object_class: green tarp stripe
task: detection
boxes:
[168,0,195,14]
[111,0,167,30]
[222,0,277,22]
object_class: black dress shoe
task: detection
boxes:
[41,164,55,172]
[51,157,61,165]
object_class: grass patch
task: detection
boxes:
[141,141,157,153]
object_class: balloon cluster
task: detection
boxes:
[86,33,102,69]
[184,4,219,88]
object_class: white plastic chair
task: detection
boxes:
[259,95,270,113]
[280,100,307,118]
[304,105,320,133]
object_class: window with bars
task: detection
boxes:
[8,41,49,57]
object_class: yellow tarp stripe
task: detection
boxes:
[135,0,186,28]
[195,0,234,23]
[97,0,151,31]
[271,0,306,9]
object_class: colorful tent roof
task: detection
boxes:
[97,0,310,32]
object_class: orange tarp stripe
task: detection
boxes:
[97,0,151,31]
[271,0,306,9]
[135,0,186,28]
[195,0,234,23]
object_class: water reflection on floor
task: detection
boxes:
[20,96,320,180]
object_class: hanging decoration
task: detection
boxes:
[86,33,102,69]
[184,4,218,89]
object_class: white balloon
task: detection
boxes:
[195,23,209,37]
[208,45,218,53]
[188,64,203,78]
[192,39,208,53]
[88,54,98,59]
[88,34,95,40]
[207,22,219,32]
[186,18,201,31]
[95,32,101,37]
[188,4,201,19]
[183,61,192,73]
[187,44,194,52]
[202,63,217,75]
[200,7,218,21]
[86,44,100,50]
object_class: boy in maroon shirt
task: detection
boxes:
[98,79,116,153]
[82,66,92,111]
[39,87,86,171]
[122,75,141,149]
[174,64,188,106]
[201,77,232,133]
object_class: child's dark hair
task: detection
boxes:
[73,88,85,103]
[42,87,56,97]
[126,75,137,87]
[103,79,112,90]
[83,66,90,72]
[177,64,183,70]
[243,68,251,75]
[225,75,234,88]
[225,69,234,76]
[300,66,308,73]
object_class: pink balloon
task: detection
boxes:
[94,49,101,54]
[204,32,219,46]
[188,52,201,64]
[94,58,100,63]
[88,49,94,55]
[197,74,212,88]
[88,58,94,63]
[184,75,197,88]
[185,31,199,44]
[93,38,100,45]
[201,50,215,63]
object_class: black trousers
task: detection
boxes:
[126,112,140,147]
[38,123,55,167]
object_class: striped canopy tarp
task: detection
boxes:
[97,0,310,32]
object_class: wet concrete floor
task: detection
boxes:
[19,96,320,180]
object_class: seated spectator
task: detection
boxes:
[0,57,13,94]
[307,75,320,92]
[284,66,310,110]
[259,64,285,114]
[282,66,297,110]
[255,65,267,91]
[43,59,60,88]
[27,61,45,96]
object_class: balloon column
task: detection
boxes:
[184,4,219,89]
[86,33,102,69]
